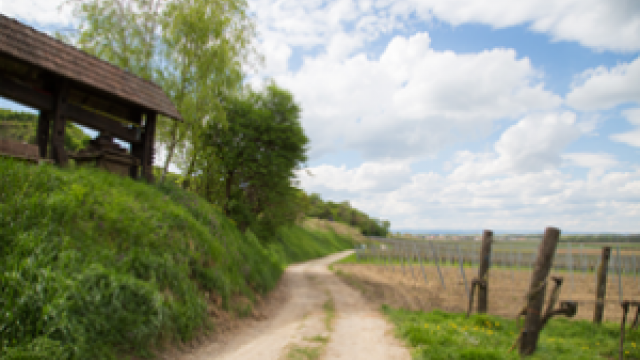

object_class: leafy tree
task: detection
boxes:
[202,83,309,238]
[65,0,257,181]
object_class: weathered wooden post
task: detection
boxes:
[519,227,561,356]
[478,230,493,313]
[594,246,611,324]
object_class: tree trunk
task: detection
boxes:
[161,121,179,183]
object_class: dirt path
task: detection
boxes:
[176,251,410,360]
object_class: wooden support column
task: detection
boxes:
[519,227,561,356]
[129,110,145,179]
[477,230,493,313]
[594,247,611,324]
[36,110,50,158]
[49,80,69,166]
[141,111,157,182]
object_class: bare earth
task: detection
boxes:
[173,251,410,360]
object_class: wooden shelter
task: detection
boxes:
[0,14,182,181]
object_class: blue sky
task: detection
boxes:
[3,0,640,233]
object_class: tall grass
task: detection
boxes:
[0,158,353,359]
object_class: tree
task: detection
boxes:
[202,83,309,238]
[65,0,257,180]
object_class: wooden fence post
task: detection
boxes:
[477,230,493,313]
[594,247,611,324]
[519,227,561,356]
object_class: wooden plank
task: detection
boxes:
[65,103,141,143]
[0,74,52,110]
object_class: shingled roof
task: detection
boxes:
[0,14,182,121]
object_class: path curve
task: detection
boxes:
[178,251,410,360]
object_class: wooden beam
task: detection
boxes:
[0,75,141,142]
[0,74,52,110]
[65,103,141,143]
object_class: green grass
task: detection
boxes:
[282,344,323,360]
[0,158,354,360]
[382,306,640,359]
[323,292,336,331]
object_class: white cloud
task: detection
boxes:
[403,0,640,53]
[563,152,619,179]
[275,32,560,161]
[566,57,640,111]
[301,158,640,232]
[299,160,413,195]
[3,0,72,26]
[611,108,640,147]
[448,112,580,181]
[258,39,292,75]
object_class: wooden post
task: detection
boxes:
[519,227,561,356]
[141,111,157,182]
[477,230,493,313]
[129,110,145,179]
[36,110,50,158]
[594,247,611,324]
[49,80,69,166]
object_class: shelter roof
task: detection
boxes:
[0,14,182,121]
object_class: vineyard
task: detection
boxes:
[352,235,640,321]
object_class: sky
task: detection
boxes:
[2,0,640,233]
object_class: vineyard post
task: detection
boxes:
[429,240,446,289]
[617,245,623,304]
[569,242,574,301]
[457,244,469,299]
[594,247,611,324]
[519,226,561,356]
[409,244,417,283]
[418,246,429,284]
[477,230,494,313]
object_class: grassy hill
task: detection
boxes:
[0,158,355,360]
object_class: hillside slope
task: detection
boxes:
[0,158,354,360]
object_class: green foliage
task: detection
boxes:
[306,194,390,237]
[66,0,258,180]
[0,109,90,152]
[382,306,639,359]
[0,158,353,359]
[200,83,309,239]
